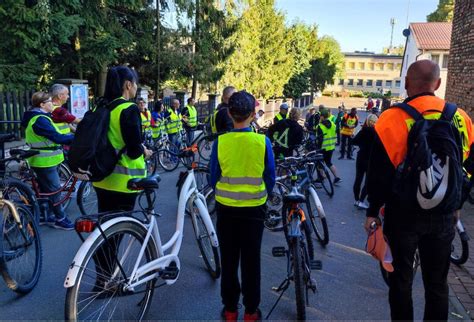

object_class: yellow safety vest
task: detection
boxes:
[166,108,182,134]
[341,115,358,136]
[215,131,267,207]
[25,115,65,168]
[210,109,219,134]
[140,109,151,130]
[184,104,198,128]
[53,105,71,134]
[320,121,337,151]
[93,100,146,193]
[275,113,287,123]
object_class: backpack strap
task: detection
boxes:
[394,102,423,121]
[441,102,457,122]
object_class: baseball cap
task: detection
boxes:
[280,103,289,110]
[228,90,256,117]
[366,224,394,272]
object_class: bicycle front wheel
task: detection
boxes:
[191,199,220,279]
[305,186,329,246]
[197,135,213,161]
[58,163,73,211]
[65,221,157,321]
[1,178,40,223]
[158,143,179,172]
[290,238,306,321]
[316,162,334,198]
[77,181,98,216]
[0,204,42,294]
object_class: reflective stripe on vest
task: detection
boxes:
[141,110,151,129]
[185,105,198,128]
[166,109,181,134]
[275,113,286,122]
[341,115,357,136]
[93,99,146,193]
[320,121,337,151]
[25,115,64,168]
[210,110,218,134]
[215,132,267,207]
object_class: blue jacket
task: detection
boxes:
[210,127,276,194]
[21,108,74,145]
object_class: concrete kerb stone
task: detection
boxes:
[449,284,472,321]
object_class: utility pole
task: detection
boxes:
[389,18,396,52]
[191,0,200,99]
[155,0,161,99]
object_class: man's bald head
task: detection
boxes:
[222,86,236,104]
[405,60,441,97]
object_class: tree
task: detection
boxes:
[308,54,337,95]
[427,0,455,22]
[382,44,405,56]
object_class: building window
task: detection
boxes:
[395,80,401,88]
[348,79,354,86]
[357,62,365,70]
[431,54,440,65]
[376,63,384,71]
[366,79,373,87]
[396,63,402,71]
[338,79,344,85]
[348,62,355,70]
[376,80,383,87]
[387,63,394,71]
[442,54,449,69]
[368,63,374,71]
[357,79,363,86]
[385,80,393,87]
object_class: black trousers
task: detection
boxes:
[336,128,341,145]
[216,202,265,313]
[353,158,367,201]
[340,135,353,158]
[384,211,455,321]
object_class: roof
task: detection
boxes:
[343,52,402,59]
[410,22,452,50]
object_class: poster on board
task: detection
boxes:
[70,84,89,118]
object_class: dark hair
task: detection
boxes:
[154,100,163,113]
[228,91,256,122]
[187,97,194,104]
[103,66,138,102]
[31,92,51,108]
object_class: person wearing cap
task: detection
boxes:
[210,86,236,134]
[210,90,275,321]
[317,109,342,185]
[267,107,304,158]
[273,103,288,124]
[339,107,358,160]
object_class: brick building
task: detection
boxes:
[445,0,473,114]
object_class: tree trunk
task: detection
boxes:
[97,64,108,97]
[191,0,200,99]
[155,0,161,99]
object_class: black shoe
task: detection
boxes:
[347,156,354,160]
[334,177,342,185]
[338,156,344,160]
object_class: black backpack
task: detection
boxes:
[68,98,127,182]
[392,102,463,215]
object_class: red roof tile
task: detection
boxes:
[410,22,452,50]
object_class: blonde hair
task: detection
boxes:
[289,107,302,121]
[366,114,378,127]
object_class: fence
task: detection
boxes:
[0,89,35,138]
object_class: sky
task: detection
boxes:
[275,0,440,53]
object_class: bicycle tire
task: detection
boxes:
[291,238,306,321]
[176,167,215,216]
[58,162,73,211]
[197,135,213,161]
[305,185,329,246]
[265,182,288,231]
[450,229,469,265]
[191,200,221,279]
[76,181,98,216]
[146,152,158,176]
[158,142,180,172]
[0,204,42,294]
[316,162,334,198]
[1,178,40,223]
[65,221,157,321]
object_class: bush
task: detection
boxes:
[362,91,385,99]
[322,91,332,97]
[349,90,365,98]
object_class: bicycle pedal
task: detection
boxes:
[272,246,286,257]
[161,266,179,280]
[310,260,323,270]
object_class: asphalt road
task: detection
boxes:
[0,111,466,320]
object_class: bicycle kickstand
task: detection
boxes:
[265,277,291,320]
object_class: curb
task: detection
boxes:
[449,285,471,321]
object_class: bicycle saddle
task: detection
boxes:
[0,133,15,143]
[283,192,306,203]
[127,174,161,190]
[9,149,39,158]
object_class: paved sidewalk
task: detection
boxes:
[448,202,474,319]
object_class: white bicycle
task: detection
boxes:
[63,150,220,321]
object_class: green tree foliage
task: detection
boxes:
[427,0,455,22]
[308,54,336,94]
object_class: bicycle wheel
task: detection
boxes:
[305,186,329,246]
[65,221,157,321]
[77,181,98,216]
[0,178,40,223]
[146,152,158,176]
[197,135,213,161]
[450,228,469,265]
[58,163,73,211]
[316,162,334,198]
[290,237,306,321]
[191,199,221,279]
[265,182,288,231]
[158,142,179,172]
[0,204,42,294]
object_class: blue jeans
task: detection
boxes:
[32,165,66,220]
[186,128,195,145]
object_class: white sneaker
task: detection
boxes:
[358,201,369,209]
[354,200,360,207]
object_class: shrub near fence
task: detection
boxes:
[0,89,35,138]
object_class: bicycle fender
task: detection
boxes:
[63,216,147,288]
[194,197,219,248]
[308,186,326,219]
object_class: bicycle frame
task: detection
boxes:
[27,168,78,207]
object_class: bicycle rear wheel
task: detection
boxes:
[1,178,40,223]
[290,237,306,321]
[197,135,213,161]
[191,199,221,279]
[58,163,73,211]
[316,162,334,198]
[77,181,98,216]
[65,221,157,321]
[305,185,329,246]
[0,204,42,294]
[158,142,179,172]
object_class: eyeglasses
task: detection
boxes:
[42,99,52,103]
